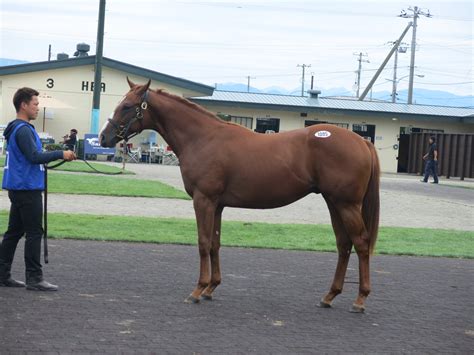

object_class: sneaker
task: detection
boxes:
[0,278,26,287]
[26,280,58,291]
[420,180,427,183]
[430,181,439,184]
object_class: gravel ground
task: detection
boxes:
[1,163,473,230]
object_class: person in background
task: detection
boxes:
[421,136,439,184]
[62,128,78,151]
[0,87,76,291]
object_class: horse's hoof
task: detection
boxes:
[184,295,200,304]
[318,301,332,308]
[201,294,213,301]
[350,304,365,313]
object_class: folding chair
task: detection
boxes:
[127,146,141,163]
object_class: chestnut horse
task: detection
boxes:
[100,79,380,312]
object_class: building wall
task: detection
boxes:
[0,65,206,144]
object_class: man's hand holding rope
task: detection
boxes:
[62,150,77,161]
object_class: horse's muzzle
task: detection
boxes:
[99,133,116,148]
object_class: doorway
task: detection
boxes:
[352,124,375,143]
[255,118,280,133]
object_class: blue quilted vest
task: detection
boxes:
[2,123,45,190]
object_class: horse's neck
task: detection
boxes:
[149,93,221,155]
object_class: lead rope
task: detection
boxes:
[42,157,126,263]
[122,143,127,171]
[43,164,49,264]
[43,160,67,264]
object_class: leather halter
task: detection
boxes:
[108,90,149,142]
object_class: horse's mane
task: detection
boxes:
[154,89,218,120]
[154,89,243,128]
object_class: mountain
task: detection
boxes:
[374,89,474,108]
[215,82,264,94]
[0,58,29,66]
[216,83,473,108]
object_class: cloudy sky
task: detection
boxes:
[1,0,472,97]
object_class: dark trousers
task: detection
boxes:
[0,190,44,283]
[423,160,439,183]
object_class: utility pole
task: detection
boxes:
[399,6,432,104]
[354,53,369,98]
[246,75,256,92]
[48,44,52,61]
[390,41,408,103]
[392,46,399,103]
[297,64,311,96]
[358,21,412,101]
[91,0,106,134]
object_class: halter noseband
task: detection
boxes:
[108,90,149,142]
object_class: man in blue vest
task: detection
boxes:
[0,87,76,291]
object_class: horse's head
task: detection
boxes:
[100,78,151,147]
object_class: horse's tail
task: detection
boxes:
[362,141,380,255]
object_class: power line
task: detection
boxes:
[415,81,474,85]
[418,68,473,79]
[399,5,432,104]
[417,40,473,55]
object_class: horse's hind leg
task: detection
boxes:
[337,203,371,313]
[201,206,223,301]
[320,199,353,308]
[185,193,216,304]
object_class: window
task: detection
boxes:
[218,114,253,129]
[353,124,368,132]
[408,127,444,134]
[231,116,253,129]
[352,124,376,143]
[305,120,349,129]
[255,118,280,133]
[332,122,349,129]
[305,120,323,127]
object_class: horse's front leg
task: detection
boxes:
[202,206,223,301]
[185,193,217,304]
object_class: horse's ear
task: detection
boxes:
[127,76,136,88]
[136,79,151,96]
[143,79,151,91]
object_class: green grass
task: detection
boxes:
[0,211,471,258]
[47,159,134,175]
[0,168,190,200]
[0,156,131,175]
[44,172,190,199]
